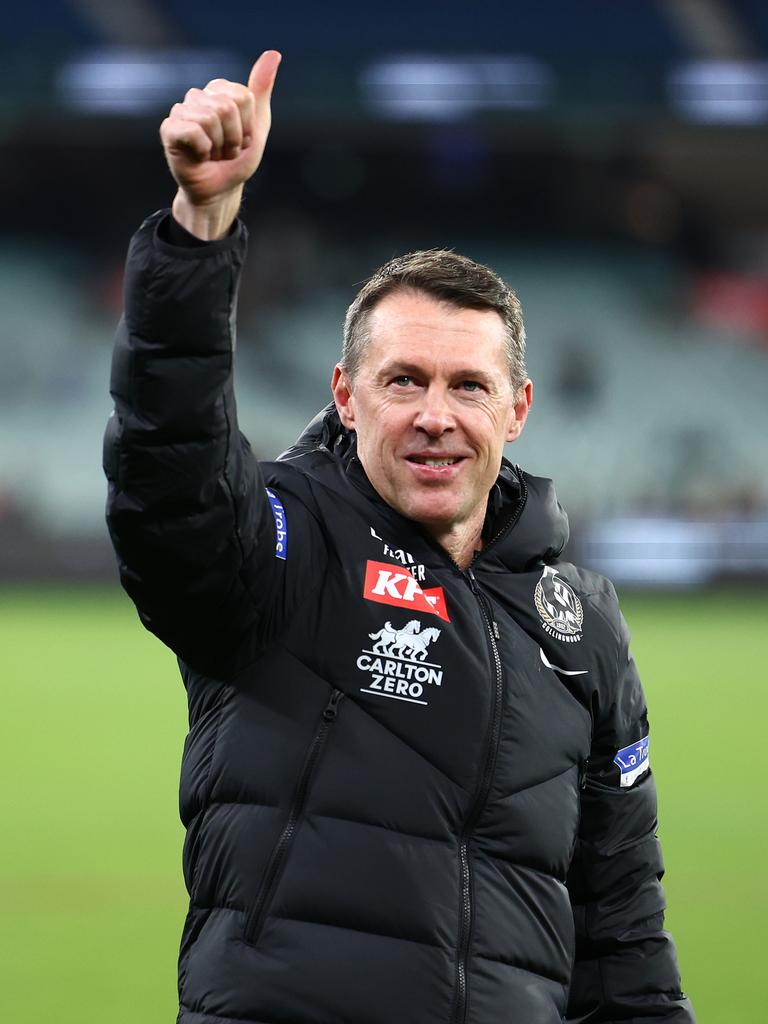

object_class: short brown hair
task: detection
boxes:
[342,249,527,390]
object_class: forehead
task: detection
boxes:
[363,289,509,375]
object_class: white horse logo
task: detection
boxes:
[368,619,442,661]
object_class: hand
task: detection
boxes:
[160,51,281,238]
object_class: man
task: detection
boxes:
[104,51,695,1023]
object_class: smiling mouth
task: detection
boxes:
[407,456,464,467]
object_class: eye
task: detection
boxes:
[391,375,416,387]
[459,380,484,392]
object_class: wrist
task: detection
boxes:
[171,187,244,241]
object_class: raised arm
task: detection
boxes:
[104,53,323,680]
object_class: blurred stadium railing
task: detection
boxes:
[2,0,768,586]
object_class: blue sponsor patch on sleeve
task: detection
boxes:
[614,735,650,788]
[266,488,287,560]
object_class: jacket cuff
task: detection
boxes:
[144,209,246,260]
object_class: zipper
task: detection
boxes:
[451,567,505,1024]
[416,470,528,581]
[469,470,528,568]
[243,688,345,945]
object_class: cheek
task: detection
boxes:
[468,406,509,447]
[359,416,401,464]
[374,407,411,442]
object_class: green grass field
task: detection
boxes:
[1,586,764,1022]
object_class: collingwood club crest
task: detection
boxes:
[534,566,584,643]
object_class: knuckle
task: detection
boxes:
[207,80,250,106]
[222,98,241,121]
[206,95,231,116]
[205,82,240,107]
[195,106,219,128]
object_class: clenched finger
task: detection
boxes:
[204,78,256,127]
[200,94,243,157]
[180,95,232,155]
[160,116,213,161]
[203,81,254,156]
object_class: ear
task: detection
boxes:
[332,364,356,430]
[506,379,533,443]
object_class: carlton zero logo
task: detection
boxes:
[534,565,584,643]
[363,560,451,622]
[357,619,443,706]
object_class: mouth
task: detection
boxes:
[405,454,467,479]
[407,456,463,467]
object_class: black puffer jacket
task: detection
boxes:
[104,211,695,1024]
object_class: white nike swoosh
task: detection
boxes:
[540,647,589,676]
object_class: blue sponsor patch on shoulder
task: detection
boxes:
[266,488,287,560]
[614,735,650,788]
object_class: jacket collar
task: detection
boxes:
[278,403,569,572]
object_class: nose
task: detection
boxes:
[412,384,456,437]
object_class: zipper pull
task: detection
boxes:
[579,758,590,790]
[323,689,344,721]
[467,568,499,638]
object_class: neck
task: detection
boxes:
[425,507,485,571]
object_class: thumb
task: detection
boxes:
[248,50,282,101]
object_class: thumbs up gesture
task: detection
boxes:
[160,51,281,238]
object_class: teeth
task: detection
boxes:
[415,457,457,466]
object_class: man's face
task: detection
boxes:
[332,289,531,535]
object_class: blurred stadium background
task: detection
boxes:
[1,1,766,1020]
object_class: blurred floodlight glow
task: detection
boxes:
[56,48,244,114]
[668,60,768,123]
[361,55,554,120]
[584,518,768,585]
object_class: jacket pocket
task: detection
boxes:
[243,687,345,946]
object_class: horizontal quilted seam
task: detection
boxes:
[260,913,451,953]
[179,1001,318,1024]
[308,808,451,846]
[193,798,282,812]
[472,950,569,990]
[491,760,577,803]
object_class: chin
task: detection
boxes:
[404,501,461,527]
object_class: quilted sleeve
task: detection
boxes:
[566,604,696,1023]
[103,210,324,679]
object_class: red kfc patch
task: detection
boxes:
[363,560,451,622]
